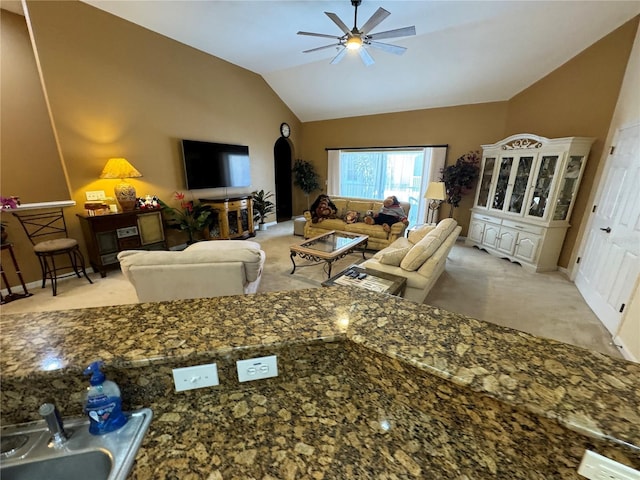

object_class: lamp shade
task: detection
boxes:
[100,158,142,212]
[99,158,142,179]
[424,182,447,200]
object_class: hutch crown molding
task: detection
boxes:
[466,133,594,272]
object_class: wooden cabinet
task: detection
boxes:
[77,209,166,277]
[200,196,255,240]
[465,134,593,272]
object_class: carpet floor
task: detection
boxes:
[0,220,621,358]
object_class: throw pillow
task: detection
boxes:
[408,225,436,244]
[375,237,413,266]
[400,235,441,271]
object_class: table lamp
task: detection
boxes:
[424,182,447,224]
[99,157,142,212]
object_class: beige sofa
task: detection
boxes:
[303,197,411,251]
[118,240,265,303]
[361,218,461,303]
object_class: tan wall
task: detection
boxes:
[504,17,639,268]
[3,1,300,283]
[299,16,638,269]
[1,10,72,277]
[298,103,509,233]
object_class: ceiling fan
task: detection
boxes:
[297,0,416,66]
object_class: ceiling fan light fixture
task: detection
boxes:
[346,36,362,50]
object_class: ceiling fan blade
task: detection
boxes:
[360,7,390,34]
[297,31,342,40]
[368,41,407,56]
[358,47,375,66]
[303,43,341,54]
[368,25,416,41]
[330,47,348,65]
[325,12,351,35]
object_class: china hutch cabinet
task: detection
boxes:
[466,134,594,272]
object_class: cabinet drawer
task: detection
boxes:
[118,237,141,249]
[501,219,543,235]
[473,213,501,224]
[100,252,119,265]
[117,226,139,238]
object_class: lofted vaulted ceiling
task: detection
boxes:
[12,1,640,122]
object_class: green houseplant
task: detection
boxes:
[441,151,481,217]
[292,159,321,211]
[252,190,275,230]
[158,192,214,244]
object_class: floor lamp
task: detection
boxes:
[424,182,447,224]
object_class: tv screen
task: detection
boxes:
[181,139,252,189]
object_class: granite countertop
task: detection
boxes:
[1,287,639,478]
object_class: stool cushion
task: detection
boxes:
[34,238,78,252]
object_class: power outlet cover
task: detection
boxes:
[172,363,219,392]
[578,450,640,480]
[236,355,278,382]
[85,190,106,201]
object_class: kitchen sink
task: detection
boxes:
[0,408,152,480]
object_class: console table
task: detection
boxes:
[77,209,166,277]
[200,196,255,240]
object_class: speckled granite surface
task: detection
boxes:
[1,288,639,478]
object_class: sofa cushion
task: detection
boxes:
[374,237,413,266]
[347,200,374,212]
[312,218,346,231]
[345,222,389,239]
[408,225,437,244]
[400,219,458,271]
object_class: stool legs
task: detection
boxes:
[37,248,93,296]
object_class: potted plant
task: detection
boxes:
[441,151,481,217]
[292,159,321,211]
[158,192,214,244]
[252,190,275,230]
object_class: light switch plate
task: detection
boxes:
[172,363,219,392]
[85,190,106,201]
[236,355,278,382]
[578,450,640,480]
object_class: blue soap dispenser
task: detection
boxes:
[83,361,127,435]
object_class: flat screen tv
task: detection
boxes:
[181,139,252,189]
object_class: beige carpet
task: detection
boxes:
[0,220,621,358]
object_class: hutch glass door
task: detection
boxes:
[528,155,559,219]
[491,157,513,212]
[507,156,534,214]
[476,157,496,208]
[553,155,584,220]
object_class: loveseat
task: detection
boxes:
[361,218,461,303]
[118,240,265,303]
[303,197,411,251]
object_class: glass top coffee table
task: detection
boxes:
[289,230,369,278]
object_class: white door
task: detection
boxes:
[575,122,640,334]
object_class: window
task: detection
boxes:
[327,147,446,226]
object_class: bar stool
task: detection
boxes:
[12,208,93,296]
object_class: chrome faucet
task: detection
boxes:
[38,403,69,447]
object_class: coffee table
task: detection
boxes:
[290,230,369,278]
[322,264,407,297]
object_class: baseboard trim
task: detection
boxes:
[613,335,638,363]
